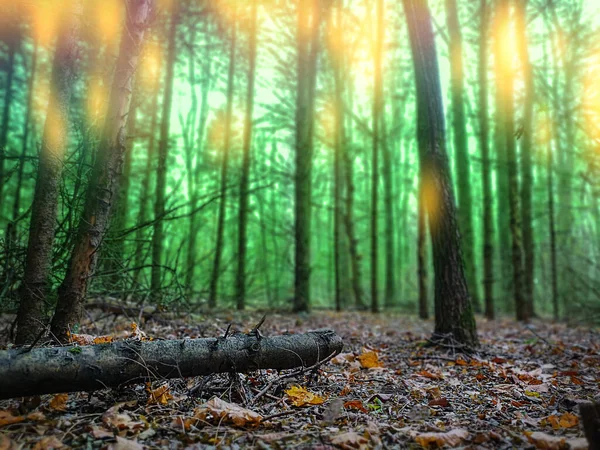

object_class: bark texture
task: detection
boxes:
[16,4,82,345]
[51,0,154,342]
[0,330,343,399]
[403,0,478,347]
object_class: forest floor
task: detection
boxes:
[0,308,598,449]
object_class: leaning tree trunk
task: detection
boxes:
[150,3,178,302]
[444,0,479,313]
[16,4,82,345]
[51,0,155,343]
[208,13,237,309]
[403,0,478,347]
[0,330,343,399]
[478,0,494,320]
[235,0,258,311]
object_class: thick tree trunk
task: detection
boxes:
[236,0,258,311]
[417,177,428,319]
[478,0,494,320]
[208,14,237,309]
[444,0,479,313]
[370,0,384,314]
[580,401,600,450]
[515,0,535,319]
[0,330,343,400]
[151,4,178,302]
[403,0,478,347]
[16,4,82,345]
[50,0,154,343]
[294,0,321,312]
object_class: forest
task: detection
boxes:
[0,0,599,448]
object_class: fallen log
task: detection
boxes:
[0,329,343,399]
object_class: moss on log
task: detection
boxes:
[0,329,343,399]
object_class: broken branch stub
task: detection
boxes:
[0,329,343,399]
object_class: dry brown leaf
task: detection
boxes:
[49,394,68,412]
[32,436,65,450]
[285,385,325,407]
[0,411,24,427]
[103,403,145,432]
[526,431,566,450]
[416,370,443,380]
[0,434,19,450]
[331,431,369,449]
[357,351,383,369]
[194,397,262,428]
[108,436,144,450]
[344,400,368,413]
[414,428,469,448]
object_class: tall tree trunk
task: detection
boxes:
[5,42,37,280]
[417,176,428,319]
[478,0,494,320]
[294,0,321,312]
[16,4,82,345]
[208,13,237,309]
[515,0,535,319]
[0,38,16,216]
[403,0,478,347]
[496,0,526,321]
[51,0,154,342]
[150,4,178,302]
[382,114,395,309]
[235,0,258,311]
[444,0,479,313]
[370,0,384,314]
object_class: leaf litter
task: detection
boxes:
[0,310,598,448]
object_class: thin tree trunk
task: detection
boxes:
[418,176,428,319]
[515,0,535,319]
[235,0,258,311]
[294,0,321,312]
[403,0,478,347]
[444,0,479,313]
[478,0,494,320]
[0,38,16,214]
[151,4,178,301]
[16,5,82,345]
[208,13,237,309]
[51,0,154,342]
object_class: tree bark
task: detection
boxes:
[16,4,83,345]
[294,0,321,312]
[235,0,259,311]
[50,0,155,343]
[208,12,237,309]
[515,0,535,319]
[444,0,479,313]
[0,330,343,400]
[403,0,478,347]
[418,176,428,319]
[579,402,600,450]
[478,0,494,320]
[151,3,178,302]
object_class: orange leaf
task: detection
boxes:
[146,384,173,406]
[491,357,507,364]
[558,412,579,429]
[0,411,25,427]
[428,398,450,407]
[416,370,442,380]
[357,351,383,369]
[49,393,68,411]
[285,385,325,407]
[343,400,368,413]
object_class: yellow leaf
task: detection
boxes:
[146,384,173,406]
[357,351,383,369]
[93,335,114,344]
[285,385,325,407]
[49,393,68,412]
[558,412,579,429]
[524,390,540,398]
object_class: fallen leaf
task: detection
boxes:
[0,434,18,450]
[49,394,68,412]
[416,370,443,380]
[428,398,450,407]
[344,400,368,413]
[331,431,368,449]
[146,383,173,406]
[103,403,145,432]
[414,429,469,448]
[32,436,65,450]
[108,436,144,450]
[194,397,262,428]
[558,412,579,429]
[357,351,383,369]
[285,385,325,407]
[526,431,566,450]
[0,411,24,427]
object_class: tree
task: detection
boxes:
[16,3,83,344]
[478,0,494,320]
[50,0,155,342]
[402,0,478,347]
[236,0,259,311]
[444,0,479,313]
[294,0,321,312]
[151,3,178,302]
